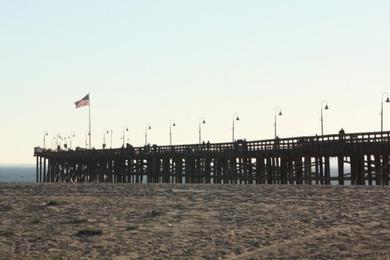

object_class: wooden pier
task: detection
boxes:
[34,131,390,185]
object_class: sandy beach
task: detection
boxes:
[0,183,390,259]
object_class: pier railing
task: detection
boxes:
[35,130,390,156]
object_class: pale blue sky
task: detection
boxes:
[0,0,389,163]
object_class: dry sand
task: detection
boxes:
[0,184,390,259]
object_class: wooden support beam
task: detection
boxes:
[242,157,247,184]
[338,156,344,185]
[195,158,201,183]
[36,156,39,183]
[266,157,273,184]
[383,154,389,185]
[222,158,228,184]
[280,158,287,184]
[375,155,382,185]
[319,157,324,185]
[175,158,183,183]
[39,157,42,183]
[162,158,173,183]
[248,158,254,184]
[357,155,365,185]
[315,157,320,185]
[256,157,265,184]
[146,159,153,183]
[47,159,51,182]
[214,158,220,184]
[287,160,294,185]
[367,155,372,186]
[296,158,303,185]
[187,157,195,183]
[324,157,330,185]
[205,157,211,184]
[350,156,356,185]
[233,157,239,184]
[304,157,311,185]
[273,157,279,184]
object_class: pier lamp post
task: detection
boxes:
[274,108,283,139]
[320,100,329,136]
[199,117,206,144]
[43,131,48,148]
[109,130,113,148]
[121,127,129,147]
[232,113,240,142]
[169,121,176,146]
[145,124,152,145]
[104,130,113,149]
[103,131,108,149]
[381,92,390,132]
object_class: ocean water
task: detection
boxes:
[0,166,35,183]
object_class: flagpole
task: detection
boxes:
[89,92,91,149]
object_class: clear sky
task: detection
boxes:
[0,0,389,164]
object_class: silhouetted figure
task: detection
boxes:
[242,139,248,150]
[339,128,345,141]
[298,137,305,146]
[274,136,280,150]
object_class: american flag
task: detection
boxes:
[75,94,90,108]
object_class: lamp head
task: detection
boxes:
[173,122,176,127]
[386,97,390,103]
[324,104,329,110]
[202,119,206,124]
[236,116,240,121]
[148,126,151,130]
[278,111,282,116]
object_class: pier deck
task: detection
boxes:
[34,131,390,185]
